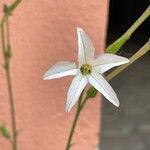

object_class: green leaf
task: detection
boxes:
[3,63,9,70]
[0,126,11,139]
[4,0,21,14]
[4,45,12,59]
[86,86,98,98]
[106,34,130,54]
[3,4,9,13]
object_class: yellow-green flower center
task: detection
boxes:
[80,64,92,75]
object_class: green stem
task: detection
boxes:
[65,93,84,150]
[1,15,17,150]
[0,1,21,149]
[126,6,150,35]
[106,5,150,54]
[80,96,89,109]
[106,40,150,81]
[6,65,17,150]
[0,0,22,27]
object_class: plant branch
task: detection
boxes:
[0,0,22,27]
[0,1,21,149]
[65,92,84,150]
[106,40,150,81]
[6,57,17,150]
[1,15,17,150]
[106,5,150,54]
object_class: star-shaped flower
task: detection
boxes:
[43,27,129,112]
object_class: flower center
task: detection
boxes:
[80,64,92,75]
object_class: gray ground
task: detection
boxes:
[100,43,150,150]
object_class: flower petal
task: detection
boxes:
[77,27,95,65]
[66,73,88,112]
[88,72,120,107]
[43,61,77,80]
[93,53,129,73]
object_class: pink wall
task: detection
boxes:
[0,0,109,149]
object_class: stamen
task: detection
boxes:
[80,64,92,75]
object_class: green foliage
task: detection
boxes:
[4,0,21,14]
[0,125,11,139]
[106,6,150,54]
[4,46,12,59]
[3,63,9,70]
[106,34,130,54]
[86,86,98,98]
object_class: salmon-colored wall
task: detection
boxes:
[0,0,109,149]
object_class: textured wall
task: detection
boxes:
[0,0,109,149]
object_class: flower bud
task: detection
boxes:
[86,86,97,98]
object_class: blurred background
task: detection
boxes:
[101,0,150,150]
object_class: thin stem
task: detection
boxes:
[1,16,17,150]
[106,5,150,53]
[1,20,7,65]
[6,64,17,150]
[126,6,150,36]
[106,40,150,81]
[80,96,89,109]
[6,16,17,150]
[0,15,7,28]
[65,92,84,150]
[6,17,11,48]
[0,1,21,149]
[0,0,22,27]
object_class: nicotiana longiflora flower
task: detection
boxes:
[43,27,129,112]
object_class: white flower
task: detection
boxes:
[43,27,129,112]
